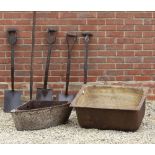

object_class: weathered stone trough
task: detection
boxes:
[70,84,147,131]
[11,100,72,131]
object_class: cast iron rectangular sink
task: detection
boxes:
[70,84,147,131]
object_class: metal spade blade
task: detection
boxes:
[4,90,22,112]
[58,94,74,103]
[36,88,53,101]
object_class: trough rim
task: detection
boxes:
[70,83,148,111]
[11,100,70,113]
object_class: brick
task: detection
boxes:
[89,58,106,63]
[106,44,123,50]
[98,38,115,44]
[143,70,155,75]
[144,19,155,25]
[38,20,86,25]
[3,12,22,18]
[134,76,152,81]
[143,32,155,37]
[125,57,142,63]
[98,64,115,69]
[125,19,143,25]
[86,77,97,82]
[117,25,134,31]
[98,51,116,56]
[59,12,77,18]
[98,12,115,18]
[125,44,142,50]
[117,38,134,44]
[0,58,10,64]
[116,64,133,69]
[60,26,78,31]
[0,71,10,76]
[125,70,143,75]
[37,12,59,18]
[125,32,142,38]
[79,25,97,31]
[0,77,7,82]
[0,84,8,89]
[48,77,61,82]
[134,38,153,44]
[87,19,105,25]
[106,19,124,25]
[95,32,105,37]
[144,57,155,63]
[79,64,97,70]
[98,25,116,31]
[135,25,153,31]
[88,70,104,76]
[116,76,133,81]
[116,12,134,18]
[77,12,96,18]
[106,70,124,76]
[106,31,124,37]
[133,64,152,69]
[107,58,124,63]
[135,51,152,56]
[134,12,152,18]
[143,44,155,50]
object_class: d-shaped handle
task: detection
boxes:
[7,28,17,46]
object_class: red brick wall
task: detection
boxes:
[0,11,155,102]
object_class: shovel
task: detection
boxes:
[58,32,77,103]
[82,32,93,84]
[36,28,57,101]
[3,29,22,112]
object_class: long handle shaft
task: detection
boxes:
[84,42,88,84]
[65,47,71,96]
[30,11,36,100]
[43,44,52,89]
[11,45,15,91]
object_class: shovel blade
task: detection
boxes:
[58,93,74,103]
[3,90,22,112]
[36,88,53,101]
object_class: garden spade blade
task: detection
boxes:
[58,32,77,103]
[58,94,74,103]
[3,29,22,112]
[36,28,57,101]
[36,88,52,101]
[4,90,22,112]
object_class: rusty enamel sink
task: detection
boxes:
[11,100,72,131]
[70,84,147,131]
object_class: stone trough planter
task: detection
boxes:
[11,100,72,131]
